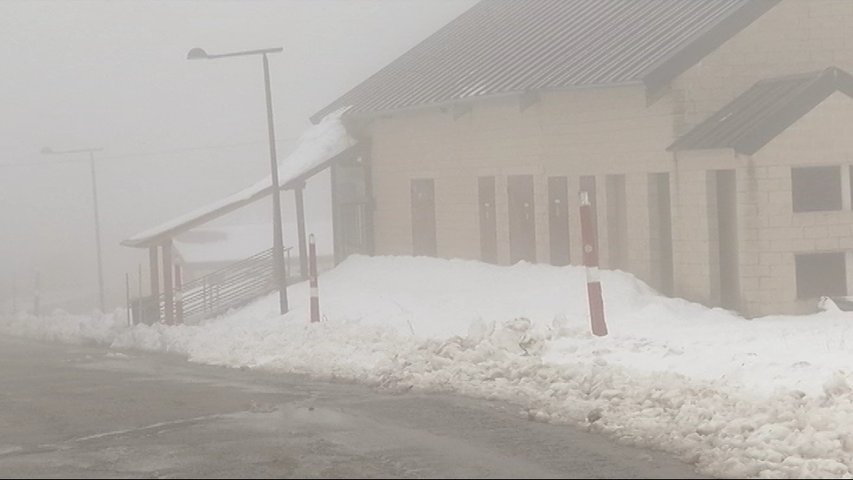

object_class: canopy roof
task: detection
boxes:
[123,108,358,248]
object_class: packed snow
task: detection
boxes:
[4,255,853,478]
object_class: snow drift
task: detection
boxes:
[4,255,853,478]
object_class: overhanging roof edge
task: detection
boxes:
[121,143,362,249]
[324,81,645,124]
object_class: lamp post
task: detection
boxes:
[41,146,106,313]
[187,46,289,314]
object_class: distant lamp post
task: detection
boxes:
[187,46,289,314]
[41,146,106,313]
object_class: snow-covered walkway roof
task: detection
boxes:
[173,221,334,265]
[123,108,357,248]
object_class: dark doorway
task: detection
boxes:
[716,170,739,309]
[650,173,674,296]
[579,175,598,234]
[548,176,570,266]
[411,178,437,256]
[606,174,628,271]
[331,154,373,264]
[508,175,536,263]
[478,177,498,263]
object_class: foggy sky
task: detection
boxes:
[0,0,475,312]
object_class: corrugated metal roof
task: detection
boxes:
[312,0,778,121]
[669,67,853,155]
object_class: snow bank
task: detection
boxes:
[4,255,853,478]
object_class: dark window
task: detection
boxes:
[792,166,841,213]
[796,252,847,299]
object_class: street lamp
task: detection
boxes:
[187,46,289,314]
[41,146,106,313]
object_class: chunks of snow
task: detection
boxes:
[4,255,853,478]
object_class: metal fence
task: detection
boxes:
[131,247,292,325]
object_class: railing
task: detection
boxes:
[132,247,293,325]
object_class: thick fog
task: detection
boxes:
[0,0,474,313]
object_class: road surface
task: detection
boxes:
[0,335,703,478]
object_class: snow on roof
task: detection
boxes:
[174,222,334,265]
[174,224,273,265]
[123,107,355,248]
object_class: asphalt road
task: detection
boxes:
[0,335,703,478]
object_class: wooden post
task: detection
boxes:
[149,246,160,299]
[162,241,174,325]
[174,264,183,325]
[148,247,160,325]
[295,185,308,280]
[580,191,608,337]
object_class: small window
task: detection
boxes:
[796,252,847,299]
[792,166,841,213]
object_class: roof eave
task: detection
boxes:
[668,145,738,155]
[122,144,364,249]
[335,81,645,124]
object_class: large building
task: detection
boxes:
[318,0,853,317]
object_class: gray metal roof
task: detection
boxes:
[669,67,853,155]
[312,0,778,122]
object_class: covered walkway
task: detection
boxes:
[122,109,361,324]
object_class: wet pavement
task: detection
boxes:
[0,335,703,478]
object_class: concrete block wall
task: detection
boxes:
[368,85,676,290]
[737,92,853,316]
[674,0,853,136]
[669,93,853,317]
[361,0,853,316]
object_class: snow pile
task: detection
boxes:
[4,255,853,478]
[0,309,128,345]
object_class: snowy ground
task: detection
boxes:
[3,255,853,478]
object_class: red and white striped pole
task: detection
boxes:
[309,234,320,323]
[579,191,608,337]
